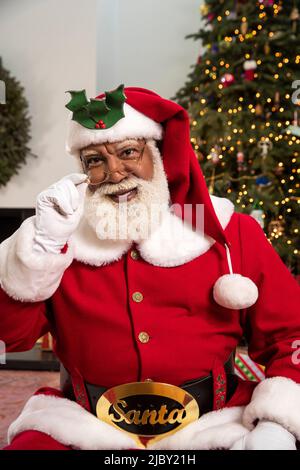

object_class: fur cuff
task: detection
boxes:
[148,406,249,450]
[8,394,138,450]
[0,216,74,302]
[243,377,300,440]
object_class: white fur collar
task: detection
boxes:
[69,195,234,268]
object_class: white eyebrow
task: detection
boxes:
[81,150,102,157]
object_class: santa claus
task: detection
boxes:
[0,85,300,450]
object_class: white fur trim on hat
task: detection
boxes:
[242,377,300,440]
[66,103,163,157]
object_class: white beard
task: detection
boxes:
[83,140,170,242]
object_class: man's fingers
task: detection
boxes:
[61,173,89,185]
[39,174,88,215]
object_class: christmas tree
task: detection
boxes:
[175,0,300,275]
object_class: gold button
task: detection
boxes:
[130,250,140,260]
[138,331,150,343]
[132,291,143,303]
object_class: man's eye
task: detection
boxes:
[121,148,137,157]
[86,156,104,166]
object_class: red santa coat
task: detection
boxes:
[1,194,300,450]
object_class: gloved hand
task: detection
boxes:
[230,420,296,450]
[33,173,88,254]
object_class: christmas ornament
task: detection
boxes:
[268,219,285,237]
[274,164,284,175]
[258,139,273,158]
[243,60,257,81]
[65,84,126,130]
[285,111,300,137]
[250,208,264,228]
[290,7,300,33]
[228,11,238,20]
[270,31,284,41]
[200,3,209,16]
[210,147,221,164]
[207,13,215,21]
[274,91,280,109]
[241,20,248,35]
[293,110,299,126]
[211,44,219,54]
[285,125,300,137]
[219,40,231,52]
[255,103,263,115]
[259,0,274,5]
[255,175,272,187]
[220,73,235,88]
[264,42,271,54]
[237,151,246,172]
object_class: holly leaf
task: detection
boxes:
[72,109,95,129]
[65,85,126,129]
[89,98,110,122]
[105,84,126,111]
[65,90,89,112]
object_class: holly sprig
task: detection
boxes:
[65,84,126,129]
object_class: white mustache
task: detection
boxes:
[93,176,140,196]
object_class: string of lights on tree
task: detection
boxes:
[175,0,300,275]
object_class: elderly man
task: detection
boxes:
[0,85,300,450]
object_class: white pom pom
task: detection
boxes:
[213,274,258,310]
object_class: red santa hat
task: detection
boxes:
[65,85,258,310]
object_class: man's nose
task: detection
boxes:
[106,155,127,183]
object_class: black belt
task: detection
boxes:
[61,354,238,416]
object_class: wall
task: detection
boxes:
[0,0,97,207]
[97,0,201,98]
[0,0,202,208]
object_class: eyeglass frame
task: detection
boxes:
[80,139,147,186]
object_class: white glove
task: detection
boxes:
[230,420,296,450]
[33,173,88,254]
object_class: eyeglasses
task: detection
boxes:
[80,140,146,186]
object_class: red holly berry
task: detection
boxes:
[95,123,100,129]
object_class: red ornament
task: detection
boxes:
[243,60,257,81]
[220,73,235,88]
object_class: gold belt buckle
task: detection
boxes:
[96,381,200,448]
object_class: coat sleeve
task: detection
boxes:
[0,216,73,351]
[0,216,74,302]
[237,213,300,439]
[0,285,50,352]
